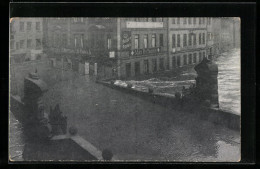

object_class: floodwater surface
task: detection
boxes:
[9,49,241,161]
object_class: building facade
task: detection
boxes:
[168,17,207,69]
[116,18,168,79]
[40,17,240,79]
[10,18,44,64]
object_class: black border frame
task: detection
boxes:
[3,2,256,169]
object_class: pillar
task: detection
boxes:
[85,62,89,75]
[94,63,97,76]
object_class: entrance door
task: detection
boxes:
[143,59,149,74]
[159,58,164,71]
[177,55,181,67]
[135,61,140,76]
[126,63,131,77]
[152,59,157,73]
[172,56,176,68]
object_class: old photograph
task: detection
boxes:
[9,17,241,162]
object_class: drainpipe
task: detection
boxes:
[206,17,208,59]
[166,18,169,69]
[116,18,121,79]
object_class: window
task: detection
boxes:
[135,61,140,75]
[27,22,32,31]
[172,18,175,24]
[157,18,163,22]
[73,18,84,22]
[143,35,148,48]
[27,39,32,48]
[144,59,149,74]
[177,55,181,67]
[177,34,180,47]
[199,33,202,45]
[193,33,197,46]
[16,42,19,50]
[20,40,25,49]
[166,57,169,70]
[193,53,197,63]
[36,39,41,48]
[152,18,156,22]
[159,34,164,47]
[208,18,211,25]
[183,54,187,65]
[199,52,202,62]
[172,34,176,48]
[80,34,84,48]
[151,34,156,48]
[193,18,196,24]
[183,18,187,24]
[10,41,14,49]
[177,18,180,24]
[134,35,139,49]
[183,34,187,47]
[188,18,192,24]
[172,56,176,68]
[62,34,67,47]
[159,58,164,70]
[20,22,24,31]
[36,22,40,31]
[54,34,60,47]
[189,33,192,46]
[203,51,206,58]
[126,63,131,77]
[107,35,112,50]
[202,18,205,24]
[199,18,202,25]
[152,58,157,72]
[188,54,192,64]
[202,33,205,44]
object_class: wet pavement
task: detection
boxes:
[9,49,241,162]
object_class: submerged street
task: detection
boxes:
[9,49,240,161]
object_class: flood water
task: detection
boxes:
[9,49,240,161]
[124,48,241,115]
[215,48,241,115]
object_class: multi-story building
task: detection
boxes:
[72,17,168,79]
[44,18,91,71]
[42,17,240,79]
[10,18,44,64]
[116,18,168,79]
[208,17,240,55]
[168,17,207,69]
